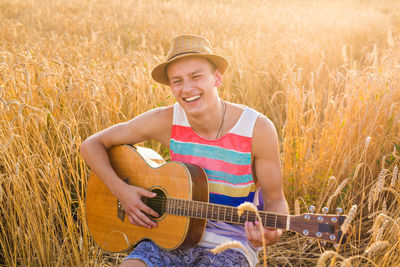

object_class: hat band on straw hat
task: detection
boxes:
[168,51,201,61]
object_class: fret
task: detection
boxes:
[231,207,234,223]
[198,202,202,218]
[246,210,249,222]
[223,206,226,222]
[263,212,268,227]
[205,203,209,220]
[213,205,218,220]
[184,199,187,216]
[212,205,215,220]
[278,215,287,229]
[274,213,277,228]
[277,215,282,228]
[225,207,230,222]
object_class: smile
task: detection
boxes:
[184,95,201,102]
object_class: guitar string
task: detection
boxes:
[142,197,288,226]
[143,199,340,240]
[143,198,339,228]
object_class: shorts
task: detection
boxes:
[123,240,250,267]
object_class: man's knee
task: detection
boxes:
[119,259,147,267]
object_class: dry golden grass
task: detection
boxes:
[1,0,400,266]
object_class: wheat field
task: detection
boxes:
[1,0,400,266]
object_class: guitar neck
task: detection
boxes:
[158,197,289,230]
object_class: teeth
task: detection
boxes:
[184,95,201,102]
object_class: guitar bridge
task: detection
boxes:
[117,178,130,221]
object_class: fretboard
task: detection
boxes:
[162,197,288,229]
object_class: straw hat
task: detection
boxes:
[151,34,229,85]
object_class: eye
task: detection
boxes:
[193,75,202,80]
[171,80,182,85]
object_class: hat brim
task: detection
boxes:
[151,53,229,86]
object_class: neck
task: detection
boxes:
[186,98,225,139]
[164,197,289,230]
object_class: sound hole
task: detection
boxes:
[143,188,166,219]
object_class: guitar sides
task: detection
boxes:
[85,145,209,253]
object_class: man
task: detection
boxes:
[80,34,288,267]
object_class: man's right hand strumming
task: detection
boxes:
[115,184,159,229]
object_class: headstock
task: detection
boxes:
[289,206,347,244]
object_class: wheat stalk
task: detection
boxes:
[294,199,300,215]
[316,250,343,267]
[364,241,390,255]
[326,178,349,208]
[373,169,386,203]
[237,202,267,267]
[390,165,398,187]
[210,241,253,266]
[341,205,357,234]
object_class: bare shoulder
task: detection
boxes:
[252,114,279,157]
[127,105,174,144]
[139,105,173,122]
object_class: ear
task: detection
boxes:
[214,69,223,87]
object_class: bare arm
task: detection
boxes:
[245,115,289,247]
[80,106,173,228]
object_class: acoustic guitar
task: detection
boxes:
[85,145,348,253]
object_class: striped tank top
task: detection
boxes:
[170,102,263,265]
[170,102,261,207]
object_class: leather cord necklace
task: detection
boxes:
[215,100,226,139]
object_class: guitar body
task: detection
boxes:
[85,145,209,253]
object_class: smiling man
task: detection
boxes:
[80,34,289,267]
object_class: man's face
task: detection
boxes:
[166,56,222,117]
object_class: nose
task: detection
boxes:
[182,78,193,93]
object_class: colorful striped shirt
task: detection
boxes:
[170,102,261,207]
[170,102,263,265]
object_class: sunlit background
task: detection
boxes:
[1,0,400,265]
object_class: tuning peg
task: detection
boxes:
[306,238,313,244]
[333,244,340,249]
[336,207,343,215]
[321,241,327,246]
[322,207,329,215]
[309,205,316,214]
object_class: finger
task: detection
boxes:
[137,200,159,218]
[129,213,147,227]
[254,221,265,232]
[263,228,279,244]
[138,188,157,198]
[244,222,251,238]
[247,222,259,240]
[134,209,157,228]
[246,222,262,246]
